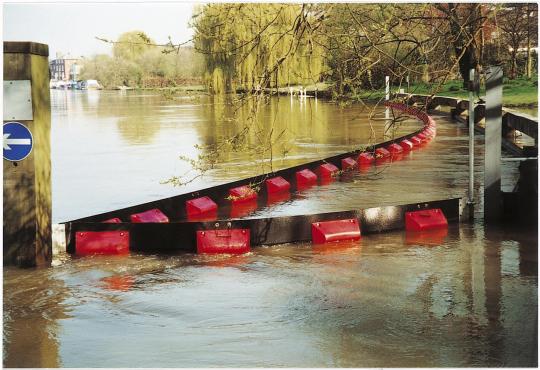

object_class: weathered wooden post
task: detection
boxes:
[484,65,503,224]
[3,42,52,267]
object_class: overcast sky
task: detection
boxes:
[3,2,198,59]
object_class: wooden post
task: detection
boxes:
[3,42,52,267]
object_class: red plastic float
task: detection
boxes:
[130,208,169,223]
[75,231,129,256]
[387,143,403,155]
[186,196,218,217]
[405,208,448,231]
[103,217,122,223]
[341,157,357,171]
[416,133,428,142]
[311,218,361,244]
[375,147,391,160]
[358,152,374,165]
[296,169,317,189]
[409,136,422,147]
[265,176,290,194]
[317,163,339,178]
[196,229,250,254]
[399,139,413,152]
[228,185,258,204]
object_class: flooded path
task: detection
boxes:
[3,91,537,367]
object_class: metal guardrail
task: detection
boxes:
[394,93,538,146]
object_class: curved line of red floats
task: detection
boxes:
[77,103,438,256]
[103,102,436,224]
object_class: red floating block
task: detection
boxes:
[265,176,291,194]
[375,147,391,160]
[416,133,428,142]
[296,169,317,189]
[409,136,422,147]
[103,217,122,223]
[405,208,448,231]
[196,229,250,254]
[130,208,169,223]
[387,143,403,155]
[228,185,258,204]
[318,163,339,178]
[312,219,361,244]
[425,128,435,137]
[186,196,218,217]
[341,157,357,171]
[358,152,374,165]
[75,231,130,256]
[399,139,413,152]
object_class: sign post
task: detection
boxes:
[3,42,52,267]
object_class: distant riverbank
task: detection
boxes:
[112,76,537,109]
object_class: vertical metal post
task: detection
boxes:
[484,66,503,224]
[385,76,390,121]
[468,69,475,207]
[406,75,410,94]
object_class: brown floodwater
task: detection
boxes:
[3,90,537,367]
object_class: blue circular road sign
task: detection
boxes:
[3,122,33,161]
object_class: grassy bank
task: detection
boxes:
[353,76,538,107]
[116,77,537,108]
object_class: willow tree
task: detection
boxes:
[191,3,326,93]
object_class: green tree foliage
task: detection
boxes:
[80,31,204,88]
[113,30,154,60]
[192,3,326,93]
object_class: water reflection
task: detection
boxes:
[3,222,537,367]
[3,268,66,367]
[116,115,160,145]
[51,91,416,222]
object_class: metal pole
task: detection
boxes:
[484,65,503,224]
[468,69,475,206]
[385,76,390,121]
[406,75,410,94]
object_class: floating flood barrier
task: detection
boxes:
[318,163,339,178]
[65,102,452,256]
[196,228,250,254]
[341,157,357,171]
[75,231,130,256]
[405,208,448,231]
[311,219,361,244]
[186,196,218,218]
[130,208,169,223]
[265,176,291,194]
[68,198,459,256]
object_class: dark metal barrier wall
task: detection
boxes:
[66,198,461,253]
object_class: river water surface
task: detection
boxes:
[3,90,537,367]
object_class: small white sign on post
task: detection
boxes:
[3,80,33,121]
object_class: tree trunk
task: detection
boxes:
[526,4,532,79]
[510,50,517,79]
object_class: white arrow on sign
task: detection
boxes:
[3,133,31,150]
